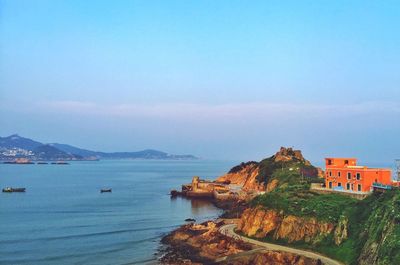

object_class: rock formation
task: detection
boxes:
[160,221,252,264]
[220,251,321,265]
[333,215,348,245]
[160,220,321,265]
[237,207,338,245]
[273,147,311,165]
[216,162,264,191]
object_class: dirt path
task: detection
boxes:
[217,224,344,265]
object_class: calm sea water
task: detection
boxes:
[0,160,235,265]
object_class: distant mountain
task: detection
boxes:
[0,134,198,161]
[49,143,97,157]
[50,143,197,159]
[97,149,197,160]
[34,144,83,160]
[0,134,43,150]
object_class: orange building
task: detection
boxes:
[325,158,392,192]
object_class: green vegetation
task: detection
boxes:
[356,190,400,265]
[228,161,259,174]
[252,184,357,223]
[241,150,400,264]
[251,165,400,265]
[256,156,321,187]
[243,232,358,265]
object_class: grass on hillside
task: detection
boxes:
[249,156,400,265]
[252,174,357,223]
[251,185,400,264]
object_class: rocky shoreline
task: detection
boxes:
[159,220,252,265]
[158,147,326,265]
[159,146,400,265]
[159,217,323,265]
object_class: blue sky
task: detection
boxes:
[1,0,399,163]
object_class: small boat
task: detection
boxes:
[37,162,48,165]
[51,161,69,165]
[2,187,26,193]
[184,218,196,222]
[100,189,112,193]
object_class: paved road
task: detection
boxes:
[218,224,344,265]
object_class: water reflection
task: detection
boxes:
[170,196,220,218]
[190,198,216,215]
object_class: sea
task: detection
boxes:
[0,160,236,265]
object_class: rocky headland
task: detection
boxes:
[161,147,400,265]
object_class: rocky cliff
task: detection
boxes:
[237,206,344,245]
[243,182,400,264]
[216,162,264,191]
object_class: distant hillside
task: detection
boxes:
[0,134,43,150]
[49,143,196,160]
[49,143,98,157]
[34,144,83,160]
[0,134,198,161]
[97,149,197,160]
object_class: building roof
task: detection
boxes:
[325,157,357,160]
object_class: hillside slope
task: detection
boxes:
[216,147,321,192]
[234,151,400,265]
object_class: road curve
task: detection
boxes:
[218,224,344,265]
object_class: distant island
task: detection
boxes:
[0,134,198,161]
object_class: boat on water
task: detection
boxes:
[2,187,26,193]
[51,161,70,165]
[3,158,34,164]
[100,188,112,193]
[37,162,49,164]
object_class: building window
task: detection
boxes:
[346,183,350,190]
[344,160,349,165]
[338,182,342,187]
[338,172,341,177]
[358,184,362,191]
[329,171,332,177]
[347,172,351,180]
[327,159,332,165]
[329,182,332,189]
[356,173,361,180]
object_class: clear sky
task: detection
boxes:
[1,0,399,163]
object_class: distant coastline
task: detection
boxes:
[0,134,198,161]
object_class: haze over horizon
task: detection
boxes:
[1,0,399,163]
